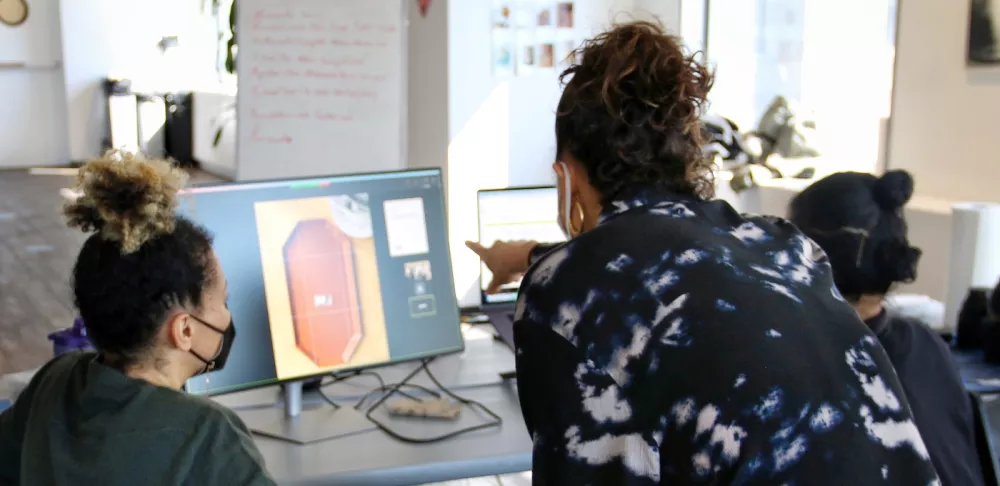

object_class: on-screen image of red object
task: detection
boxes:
[418,0,431,17]
[283,219,364,367]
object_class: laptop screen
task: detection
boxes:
[477,187,565,306]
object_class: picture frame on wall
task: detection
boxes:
[557,2,574,28]
[969,0,1000,64]
[491,0,578,77]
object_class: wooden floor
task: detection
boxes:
[0,168,221,374]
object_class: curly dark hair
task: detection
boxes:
[556,20,715,201]
[789,170,922,299]
[66,152,216,365]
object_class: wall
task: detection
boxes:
[408,0,450,177]
[447,0,681,307]
[0,0,68,168]
[732,181,951,304]
[887,0,1000,202]
[59,0,220,162]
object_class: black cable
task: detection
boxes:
[317,368,425,410]
[353,383,442,411]
[361,358,504,444]
[316,369,387,410]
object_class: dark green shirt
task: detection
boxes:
[0,352,275,486]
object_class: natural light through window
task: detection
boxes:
[704,0,896,174]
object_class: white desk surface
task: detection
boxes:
[218,327,532,485]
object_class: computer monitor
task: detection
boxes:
[178,169,463,400]
[476,186,565,306]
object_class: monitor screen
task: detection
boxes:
[179,169,463,396]
[477,187,565,305]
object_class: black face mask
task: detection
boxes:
[189,315,236,375]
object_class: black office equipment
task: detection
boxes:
[970,391,1000,485]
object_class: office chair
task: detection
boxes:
[970,391,1000,485]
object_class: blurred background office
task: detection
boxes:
[1,0,999,484]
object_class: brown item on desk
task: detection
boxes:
[387,398,462,421]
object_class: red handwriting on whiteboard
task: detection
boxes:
[299,11,324,20]
[315,112,355,122]
[251,109,358,123]
[313,88,378,99]
[251,85,379,100]
[320,56,365,67]
[252,86,304,96]
[251,125,293,145]
[304,69,357,80]
[251,35,326,48]
[350,39,389,48]
[353,21,398,34]
[250,66,302,80]
[253,53,292,63]
[251,108,310,120]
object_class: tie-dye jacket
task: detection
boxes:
[513,187,940,485]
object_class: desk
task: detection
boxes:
[954,348,1000,393]
[225,327,532,485]
[254,385,530,485]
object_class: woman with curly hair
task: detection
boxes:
[468,21,938,484]
[0,153,274,485]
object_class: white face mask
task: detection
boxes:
[557,161,573,239]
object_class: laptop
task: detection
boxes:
[476,186,565,351]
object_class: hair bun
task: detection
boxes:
[872,170,914,211]
[64,151,188,254]
[874,238,921,284]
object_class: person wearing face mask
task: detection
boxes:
[789,170,984,486]
[0,152,274,486]
[467,21,939,484]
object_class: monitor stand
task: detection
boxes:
[237,381,373,445]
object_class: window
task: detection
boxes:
[702,0,897,173]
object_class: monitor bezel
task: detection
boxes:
[475,185,557,309]
[181,167,466,397]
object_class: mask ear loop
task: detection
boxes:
[803,226,870,267]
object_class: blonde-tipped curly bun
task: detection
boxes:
[64,151,188,254]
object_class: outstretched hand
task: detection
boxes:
[465,240,538,294]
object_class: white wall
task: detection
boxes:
[736,181,952,303]
[0,0,68,167]
[887,0,1000,202]
[447,0,681,307]
[59,0,220,162]
[408,0,450,176]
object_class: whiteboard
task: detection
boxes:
[237,0,407,180]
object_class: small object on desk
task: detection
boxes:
[462,313,490,324]
[387,398,462,420]
[499,370,517,381]
[978,378,1000,388]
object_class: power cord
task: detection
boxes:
[316,368,428,410]
[358,358,504,444]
